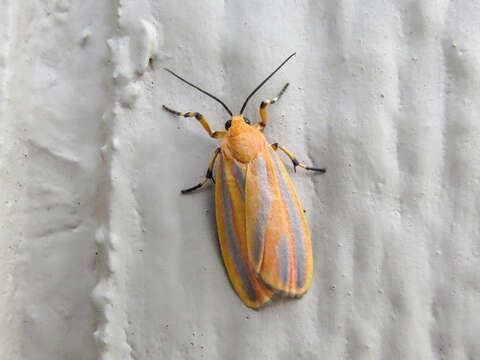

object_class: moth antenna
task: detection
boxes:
[239,52,296,114]
[164,68,233,116]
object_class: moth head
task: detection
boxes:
[225,116,250,130]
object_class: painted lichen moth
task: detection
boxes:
[163,53,325,308]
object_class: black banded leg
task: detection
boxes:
[271,143,326,173]
[181,148,221,194]
[163,105,226,139]
[254,83,290,131]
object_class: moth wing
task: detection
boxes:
[245,146,313,296]
[215,151,274,308]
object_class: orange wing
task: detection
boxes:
[245,146,313,296]
[215,151,274,309]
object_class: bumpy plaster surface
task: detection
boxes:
[1,1,480,360]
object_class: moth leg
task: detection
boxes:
[163,105,227,139]
[181,148,221,194]
[254,83,290,131]
[271,143,326,173]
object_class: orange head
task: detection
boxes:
[164,53,297,165]
[223,115,265,163]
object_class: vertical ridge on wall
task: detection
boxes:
[91,0,161,359]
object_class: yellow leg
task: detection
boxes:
[181,148,221,194]
[254,83,290,131]
[163,105,227,139]
[271,143,326,173]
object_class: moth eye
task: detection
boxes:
[225,120,232,130]
[244,117,251,125]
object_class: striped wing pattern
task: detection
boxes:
[215,144,313,308]
[215,153,274,308]
[245,147,313,296]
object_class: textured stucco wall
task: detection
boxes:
[1,1,480,359]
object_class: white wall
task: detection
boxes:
[1,1,479,359]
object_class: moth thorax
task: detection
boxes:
[226,127,264,163]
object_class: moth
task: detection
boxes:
[163,53,325,308]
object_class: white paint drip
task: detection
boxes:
[91,1,162,359]
[107,19,161,108]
